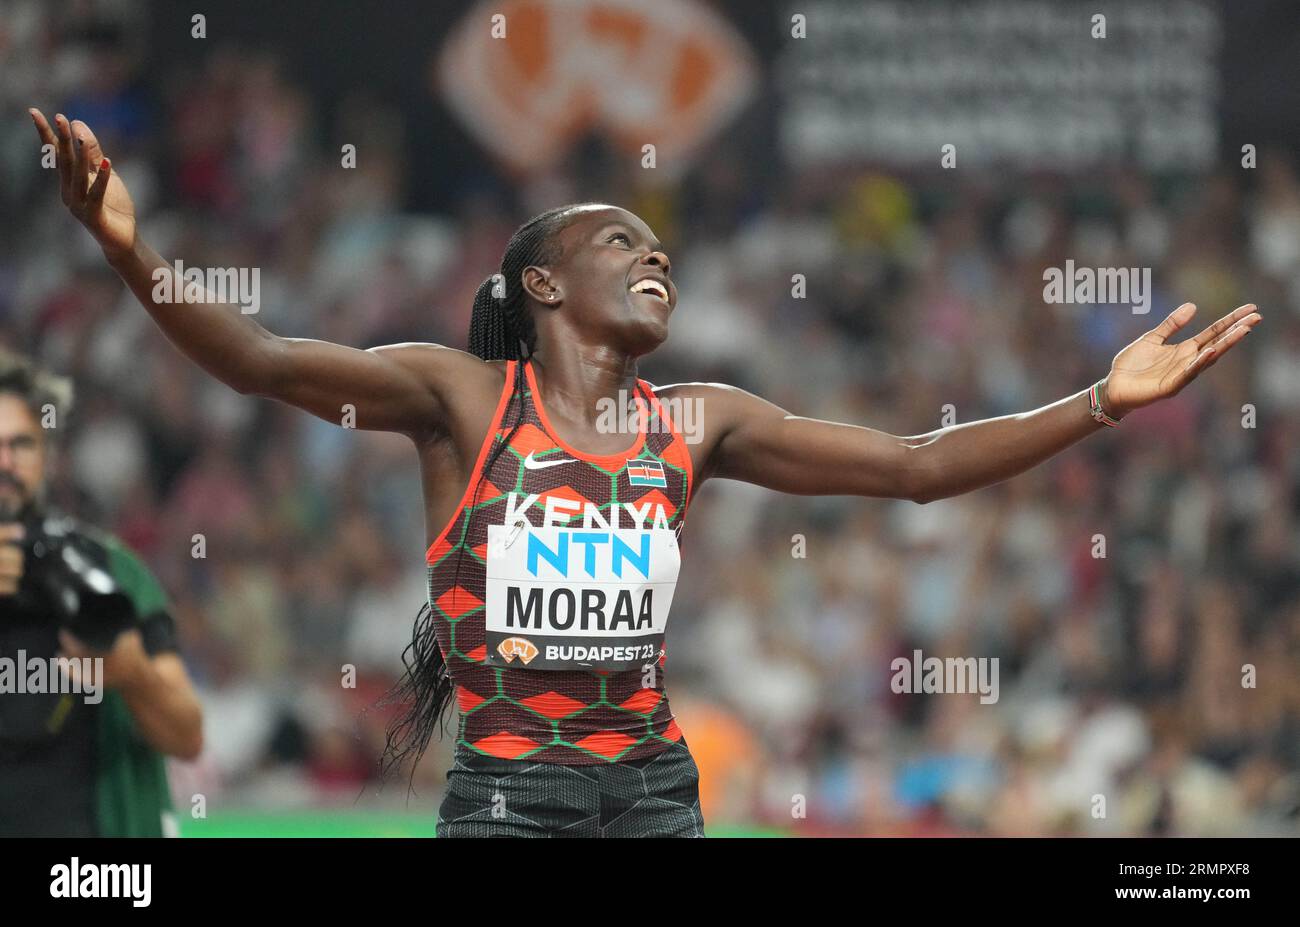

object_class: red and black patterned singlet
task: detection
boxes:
[425,359,694,765]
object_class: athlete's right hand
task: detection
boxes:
[0,523,26,597]
[28,109,137,261]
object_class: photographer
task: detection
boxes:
[0,352,202,837]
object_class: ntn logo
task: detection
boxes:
[526,531,651,579]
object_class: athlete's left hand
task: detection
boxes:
[1101,303,1262,419]
[57,627,151,691]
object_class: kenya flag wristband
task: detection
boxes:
[1088,381,1120,427]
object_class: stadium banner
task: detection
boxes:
[777,0,1221,170]
[434,0,758,179]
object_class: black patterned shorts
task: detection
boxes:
[436,738,706,837]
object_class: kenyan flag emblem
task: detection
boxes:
[626,459,667,488]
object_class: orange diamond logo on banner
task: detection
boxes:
[435,0,757,180]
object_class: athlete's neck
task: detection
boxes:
[527,348,640,432]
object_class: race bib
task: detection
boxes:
[484,524,680,671]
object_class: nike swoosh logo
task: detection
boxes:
[523,451,577,470]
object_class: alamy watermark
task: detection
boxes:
[890,649,999,704]
[151,259,261,314]
[0,650,103,704]
[50,857,151,907]
[595,390,704,444]
[1043,260,1151,314]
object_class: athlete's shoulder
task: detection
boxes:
[372,345,515,417]
[644,381,766,415]
[370,342,498,384]
[637,382,769,452]
[643,380,740,400]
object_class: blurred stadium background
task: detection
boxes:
[3,0,1299,836]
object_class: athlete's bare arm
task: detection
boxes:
[29,110,485,437]
[664,301,1260,504]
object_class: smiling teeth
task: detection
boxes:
[630,280,669,302]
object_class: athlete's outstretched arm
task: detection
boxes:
[29,109,474,437]
[689,302,1260,504]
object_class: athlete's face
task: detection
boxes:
[526,206,676,355]
[0,394,48,521]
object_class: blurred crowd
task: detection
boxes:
[3,0,1298,835]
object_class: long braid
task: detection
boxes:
[378,203,600,781]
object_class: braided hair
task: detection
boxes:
[378,203,601,780]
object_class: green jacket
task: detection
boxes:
[91,530,179,837]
